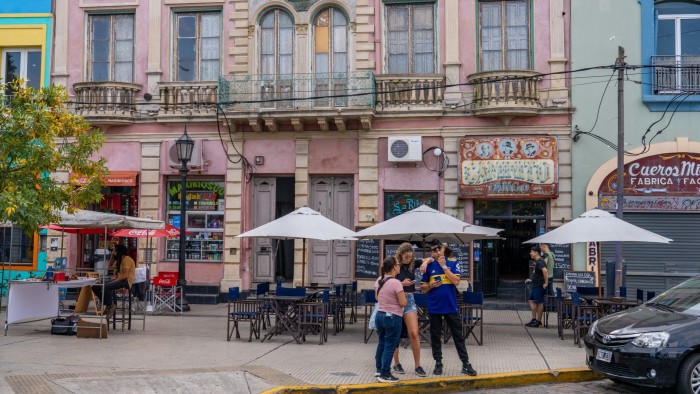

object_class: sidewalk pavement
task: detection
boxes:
[0,304,599,393]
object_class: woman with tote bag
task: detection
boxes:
[374,257,407,383]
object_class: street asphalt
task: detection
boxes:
[0,303,600,393]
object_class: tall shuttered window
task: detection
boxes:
[386,3,435,74]
[89,14,134,82]
[175,11,221,81]
[479,0,529,71]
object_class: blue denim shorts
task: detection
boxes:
[529,286,545,304]
[403,292,417,314]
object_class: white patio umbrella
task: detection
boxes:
[524,208,672,244]
[236,206,357,286]
[355,205,503,245]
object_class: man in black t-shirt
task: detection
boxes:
[526,245,548,328]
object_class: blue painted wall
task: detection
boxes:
[0,1,52,13]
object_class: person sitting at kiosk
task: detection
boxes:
[92,244,135,318]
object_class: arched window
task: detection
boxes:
[313,8,348,107]
[260,9,293,76]
[313,8,347,75]
[260,9,294,108]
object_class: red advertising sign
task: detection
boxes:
[598,153,700,211]
[458,136,559,199]
[599,153,700,196]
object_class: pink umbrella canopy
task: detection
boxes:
[111,223,188,238]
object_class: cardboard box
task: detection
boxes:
[76,317,108,339]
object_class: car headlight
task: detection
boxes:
[631,332,669,348]
[589,320,599,336]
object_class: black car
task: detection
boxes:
[584,276,700,394]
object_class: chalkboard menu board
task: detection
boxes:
[548,243,572,280]
[563,271,596,293]
[446,243,471,278]
[355,238,380,279]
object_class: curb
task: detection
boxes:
[262,368,603,394]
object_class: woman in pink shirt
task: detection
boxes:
[374,257,407,383]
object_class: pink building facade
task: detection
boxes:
[52,0,572,301]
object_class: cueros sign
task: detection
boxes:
[600,153,700,196]
[598,153,700,211]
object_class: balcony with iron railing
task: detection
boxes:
[218,72,376,131]
[651,56,700,94]
[644,56,700,111]
[467,70,542,118]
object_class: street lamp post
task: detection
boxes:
[175,126,194,298]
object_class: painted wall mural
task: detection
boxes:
[458,136,559,199]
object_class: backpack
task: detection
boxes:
[51,315,79,335]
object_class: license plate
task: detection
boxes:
[596,348,612,363]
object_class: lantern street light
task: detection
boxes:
[175,126,194,297]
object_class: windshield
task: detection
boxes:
[652,276,700,316]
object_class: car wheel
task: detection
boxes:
[677,353,700,394]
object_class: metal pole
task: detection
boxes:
[178,162,189,296]
[615,46,626,296]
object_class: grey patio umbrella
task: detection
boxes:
[355,205,503,245]
[236,206,357,285]
[524,208,672,244]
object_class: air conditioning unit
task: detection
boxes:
[388,136,422,162]
[167,139,203,169]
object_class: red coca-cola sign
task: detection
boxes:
[599,153,700,196]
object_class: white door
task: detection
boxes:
[252,178,275,282]
[309,177,354,284]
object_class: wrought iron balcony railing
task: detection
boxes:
[218,72,375,110]
[467,70,542,117]
[651,56,700,94]
[375,75,444,108]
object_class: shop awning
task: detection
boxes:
[70,171,138,187]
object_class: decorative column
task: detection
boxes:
[52,0,69,87]
[548,0,569,104]
[443,0,462,105]
[147,0,163,95]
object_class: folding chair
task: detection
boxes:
[255,282,272,330]
[152,272,183,315]
[413,293,432,344]
[341,281,358,324]
[573,292,603,347]
[460,291,484,346]
[227,287,262,342]
[362,290,376,343]
[298,294,328,345]
[556,288,574,340]
[544,289,559,328]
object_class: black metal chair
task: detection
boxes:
[227,287,262,342]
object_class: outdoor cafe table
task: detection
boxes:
[261,294,307,344]
[594,298,641,316]
[4,277,98,334]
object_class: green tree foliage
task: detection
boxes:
[0,81,106,233]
